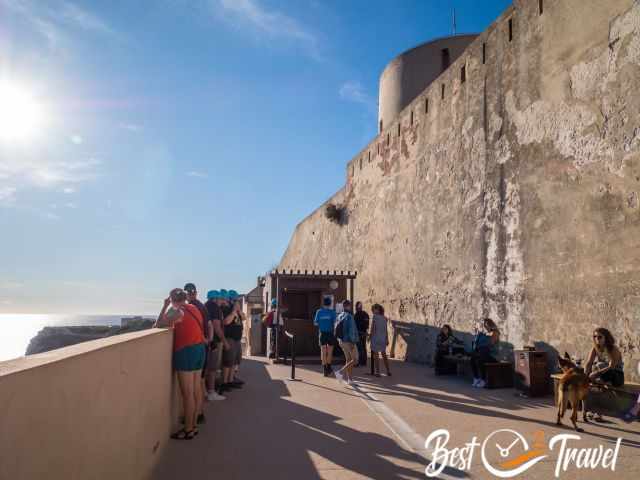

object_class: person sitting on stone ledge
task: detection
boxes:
[470,318,500,388]
[585,327,625,422]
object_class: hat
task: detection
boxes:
[183,283,197,294]
[228,289,239,300]
[219,289,229,299]
[207,290,219,300]
[271,298,277,307]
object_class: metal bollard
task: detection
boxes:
[284,330,300,381]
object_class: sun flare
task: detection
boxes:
[0,81,46,142]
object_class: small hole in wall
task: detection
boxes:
[482,42,486,64]
[397,123,401,137]
[359,157,362,170]
[368,151,371,163]
[441,84,445,99]
[410,110,414,126]
[379,119,383,133]
[461,65,466,83]
[508,18,513,42]
[539,0,543,15]
[387,133,390,146]
[425,97,429,113]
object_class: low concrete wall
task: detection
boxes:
[0,328,177,480]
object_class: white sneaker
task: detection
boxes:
[476,379,486,388]
[335,371,344,383]
[347,379,356,386]
[207,391,226,401]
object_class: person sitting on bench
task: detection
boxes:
[585,327,625,421]
[470,318,500,388]
[434,324,464,374]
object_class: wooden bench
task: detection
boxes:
[551,373,640,416]
[438,354,513,388]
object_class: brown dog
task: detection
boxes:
[557,352,590,432]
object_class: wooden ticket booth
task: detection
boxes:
[263,269,357,359]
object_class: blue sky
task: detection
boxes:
[0,0,511,314]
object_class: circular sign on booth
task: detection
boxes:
[329,280,339,290]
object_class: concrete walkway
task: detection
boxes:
[154,357,640,480]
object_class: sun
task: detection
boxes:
[0,81,46,142]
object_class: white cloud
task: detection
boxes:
[27,158,101,187]
[62,187,76,194]
[339,81,376,113]
[70,134,83,144]
[44,211,60,220]
[1,0,119,51]
[120,123,142,132]
[186,170,208,179]
[0,186,17,205]
[58,1,117,37]
[214,0,320,60]
[64,202,77,209]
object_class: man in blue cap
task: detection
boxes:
[221,289,245,391]
[204,290,227,401]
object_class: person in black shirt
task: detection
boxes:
[220,292,245,392]
[354,302,370,367]
[204,290,228,401]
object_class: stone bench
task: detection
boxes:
[438,354,513,389]
[551,373,640,416]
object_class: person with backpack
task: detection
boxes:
[314,296,337,377]
[334,300,359,385]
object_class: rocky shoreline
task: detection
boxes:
[26,318,155,355]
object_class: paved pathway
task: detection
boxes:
[154,357,640,480]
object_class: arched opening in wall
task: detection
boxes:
[508,18,513,42]
[441,48,450,72]
[482,42,486,64]
[379,119,383,133]
[386,133,390,146]
[410,110,414,126]
[539,0,543,14]
[461,65,466,84]
[397,123,401,137]
[359,157,363,170]
[368,151,371,163]
[425,97,429,113]
[441,84,445,100]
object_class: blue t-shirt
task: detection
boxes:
[314,308,336,333]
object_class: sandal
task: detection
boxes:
[170,429,196,440]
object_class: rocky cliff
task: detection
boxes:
[26,319,155,355]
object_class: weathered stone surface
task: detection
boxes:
[279,0,640,380]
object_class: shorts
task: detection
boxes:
[173,343,206,372]
[223,339,242,368]
[339,340,359,365]
[598,369,624,387]
[319,331,336,347]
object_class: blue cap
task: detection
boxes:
[271,298,277,307]
[219,289,229,299]
[207,290,219,300]
[228,289,239,299]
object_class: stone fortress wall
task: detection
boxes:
[280,0,640,380]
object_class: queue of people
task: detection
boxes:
[314,299,392,385]
[156,283,246,440]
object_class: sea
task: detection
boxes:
[0,314,153,363]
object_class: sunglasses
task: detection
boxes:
[593,335,604,339]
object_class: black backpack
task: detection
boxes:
[335,319,344,340]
